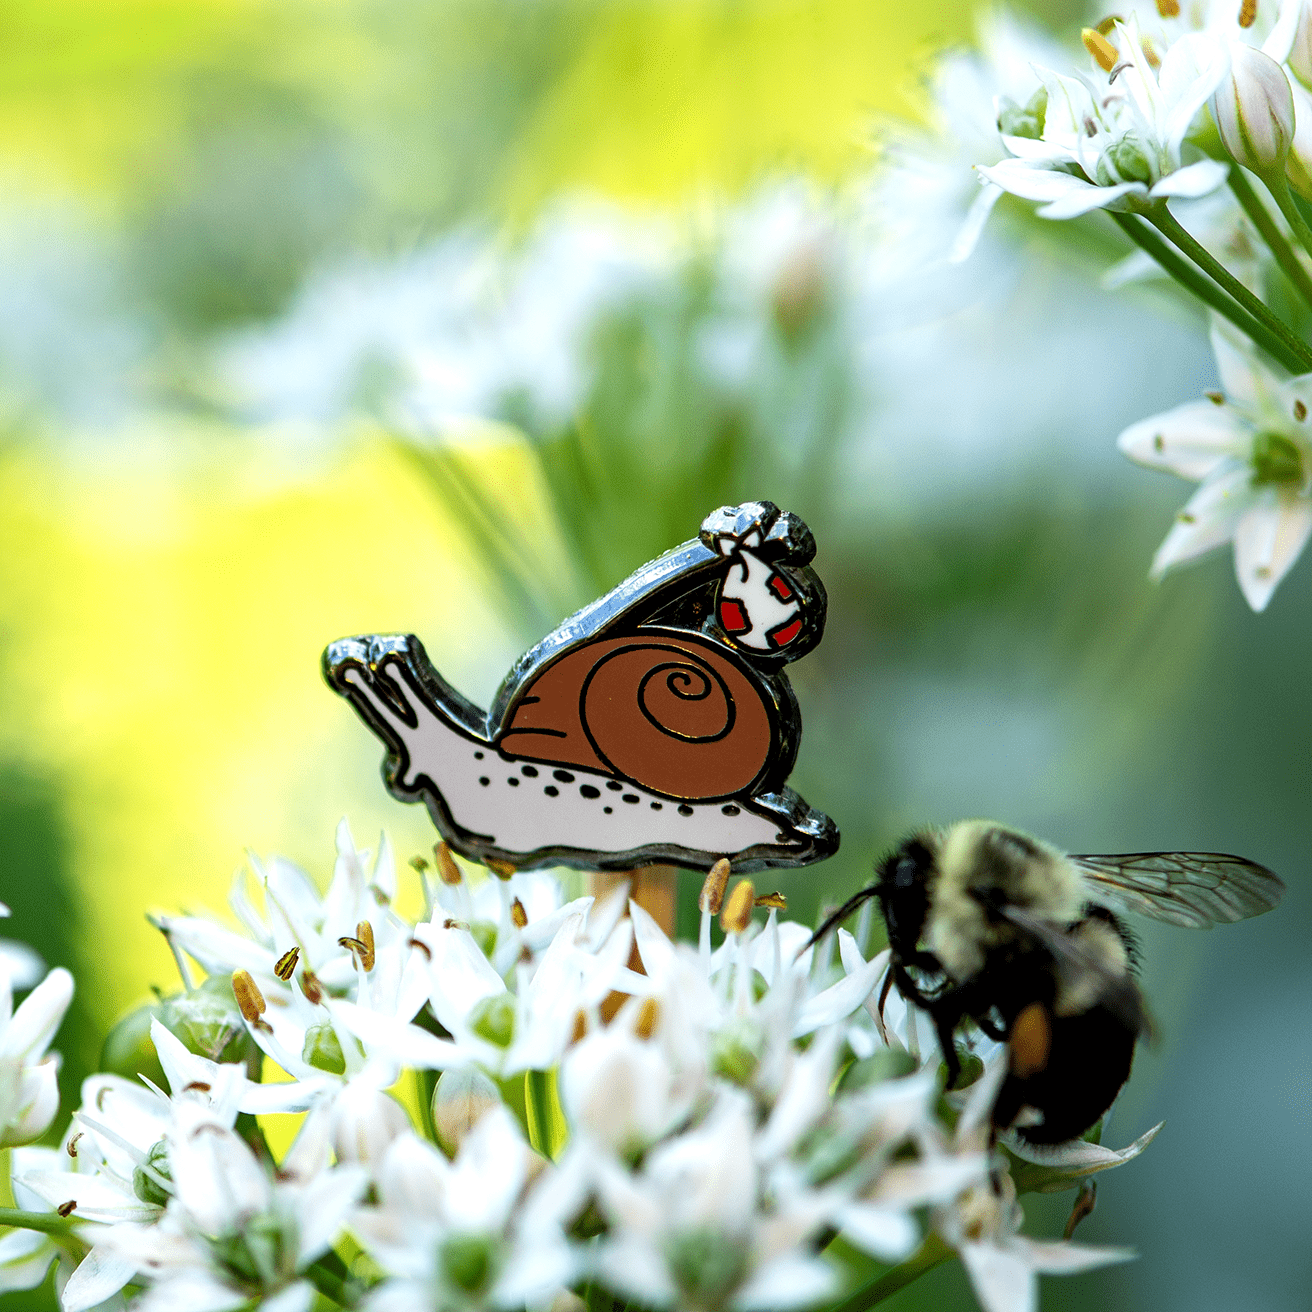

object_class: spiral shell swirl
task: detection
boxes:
[500,634,775,800]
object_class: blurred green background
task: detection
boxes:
[0,0,1307,1309]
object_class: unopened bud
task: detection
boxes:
[1292,3,1312,90]
[231,970,265,1024]
[431,1066,501,1157]
[699,859,731,914]
[510,898,528,930]
[720,880,755,934]
[1212,44,1295,174]
[0,1059,60,1148]
[434,842,463,885]
[1082,26,1118,73]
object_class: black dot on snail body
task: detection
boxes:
[604,806,613,814]
[650,802,662,810]
[544,786,559,797]
[678,804,694,816]
[521,765,538,777]
[606,781,624,792]
[580,785,600,799]
[623,794,639,804]
[508,777,520,787]
[474,751,484,760]
[553,770,575,783]
[721,804,740,816]
[479,777,490,786]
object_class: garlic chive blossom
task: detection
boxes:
[977,20,1231,220]
[1119,322,1312,610]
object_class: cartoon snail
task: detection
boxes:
[323,501,839,873]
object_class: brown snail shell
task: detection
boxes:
[498,634,774,801]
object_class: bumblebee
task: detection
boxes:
[815,820,1285,1144]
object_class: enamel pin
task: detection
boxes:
[323,501,839,873]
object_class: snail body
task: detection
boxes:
[325,502,838,874]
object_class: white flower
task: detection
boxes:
[0,904,44,992]
[350,1113,574,1312]
[94,1098,364,1312]
[0,965,72,1147]
[931,1059,1136,1312]
[1119,320,1312,608]
[978,20,1231,220]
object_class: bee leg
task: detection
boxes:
[1063,1180,1097,1238]
[873,968,896,1045]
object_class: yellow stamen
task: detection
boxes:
[511,898,528,929]
[720,879,756,934]
[299,969,324,1005]
[699,858,731,914]
[273,946,299,981]
[487,858,517,880]
[435,842,463,886]
[1082,26,1119,72]
[1156,0,1179,16]
[1238,0,1258,28]
[232,969,266,1023]
[636,998,661,1039]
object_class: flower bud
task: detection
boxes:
[432,1066,501,1157]
[0,1058,60,1147]
[996,85,1048,141]
[331,1083,412,1165]
[160,975,260,1077]
[1212,44,1296,174]
[132,1138,173,1207]
[1097,133,1156,187]
[1292,3,1312,90]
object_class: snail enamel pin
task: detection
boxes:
[323,501,839,873]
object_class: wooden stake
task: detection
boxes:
[590,865,677,1021]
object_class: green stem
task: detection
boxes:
[1260,169,1312,276]
[0,1206,76,1237]
[1229,170,1312,312]
[1107,212,1304,371]
[830,1235,955,1312]
[1146,204,1312,371]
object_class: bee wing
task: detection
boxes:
[1070,852,1285,929]
[998,905,1146,1035]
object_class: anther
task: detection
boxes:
[232,969,266,1024]
[1238,0,1257,29]
[1205,390,1225,405]
[699,858,731,914]
[1082,26,1119,73]
[273,947,299,982]
[357,920,376,972]
[299,969,324,1005]
[1295,400,1307,421]
[443,918,469,931]
[487,858,516,880]
[636,998,661,1039]
[56,1200,77,1218]
[754,891,787,910]
[435,842,463,885]
[510,898,528,929]
[720,879,756,934]
[409,854,430,873]
[1156,0,1179,16]
[570,1010,588,1044]
[66,1132,82,1158]
[408,936,433,961]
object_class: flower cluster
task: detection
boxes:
[0,824,1160,1312]
[961,0,1312,610]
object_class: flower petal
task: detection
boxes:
[1234,491,1312,610]
[1149,463,1254,576]
[1008,1236,1137,1274]
[1038,181,1145,220]
[958,1241,1037,1312]
[61,1247,138,1312]
[1149,159,1229,200]
[1117,401,1246,480]
[1003,1120,1163,1175]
